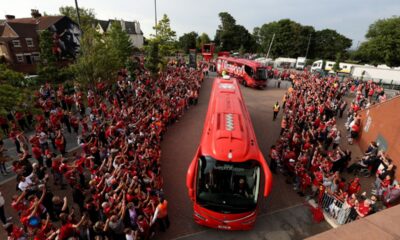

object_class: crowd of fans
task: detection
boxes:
[270,71,399,221]
[0,63,203,239]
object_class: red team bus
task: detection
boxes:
[186,76,273,230]
[216,57,268,88]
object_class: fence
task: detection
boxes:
[319,191,358,225]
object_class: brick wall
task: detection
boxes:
[358,96,400,179]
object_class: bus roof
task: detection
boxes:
[217,56,264,69]
[199,77,260,162]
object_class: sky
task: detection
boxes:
[2,0,400,49]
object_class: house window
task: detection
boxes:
[26,38,34,47]
[12,40,21,48]
[16,54,24,63]
[32,52,40,62]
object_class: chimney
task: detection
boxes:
[31,9,42,19]
[5,15,15,20]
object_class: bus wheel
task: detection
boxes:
[242,80,247,87]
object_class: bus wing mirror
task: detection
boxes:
[259,154,273,197]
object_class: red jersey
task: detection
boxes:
[32,145,42,160]
[357,202,370,217]
[58,223,75,240]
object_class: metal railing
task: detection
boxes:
[319,191,358,225]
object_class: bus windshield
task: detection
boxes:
[196,156,260,214]
[255,68,267,80]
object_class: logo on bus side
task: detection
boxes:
[219,83,235,90]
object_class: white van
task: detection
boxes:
[295,57,306,70]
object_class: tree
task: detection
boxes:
[196,33,211,50]
[179,32,198,53]
[354,16,400,67]
[0,64,24,87]
[59,6,96,30]
[37,30,59,83]
[252,27,263,53]
[145,39,161,77]
[235,25,257,52]
[313,29,352,60]
[214,12,256,52]
[105,21,134,68]
[332,53,342,73]
[0,84,31,115]
[258,19,315,58]
[70,28,119,86]
[152,14,177,58]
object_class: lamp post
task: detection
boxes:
[266,33,275,59]
[74,0,82,28]
[305,33,311,59]
[154,0,158,36]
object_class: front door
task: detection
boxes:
[25,55,32,64]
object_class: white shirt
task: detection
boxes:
[125,233,134,240]
[18,173,34,192]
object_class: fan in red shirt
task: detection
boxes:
[55,131,66,155]
[58,213,87,240]
[32,144,43,166]
[347,177,361,195]
[355,200,371,218]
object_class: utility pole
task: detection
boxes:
[266,33,275,59]
[305,33,311,58]
[74,0,81,28]
[154,0,158,36]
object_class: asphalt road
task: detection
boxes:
[157,74,330,240]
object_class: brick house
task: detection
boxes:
[0,9,82,74]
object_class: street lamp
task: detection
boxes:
[154,0,158,36]
[74,0,82,28]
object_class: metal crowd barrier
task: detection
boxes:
[319,191,358,225]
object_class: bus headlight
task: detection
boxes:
[194,211,207,221]
[241,218,256,225]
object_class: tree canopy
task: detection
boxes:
[257,19,314,58]
[214,12,256,52]
[0,63,26,89]
[255,19,351,59]
[312,29,352,60]
[0,83,33,115]
[145,40,161,77]
[69,28,120,86]
[354,16,400,67]
[151,14,177,58]
[38,30,59,83]
[59,6,96,30]
[105,21,134,67]
[196,33,211,50]
[178,31,198,53]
